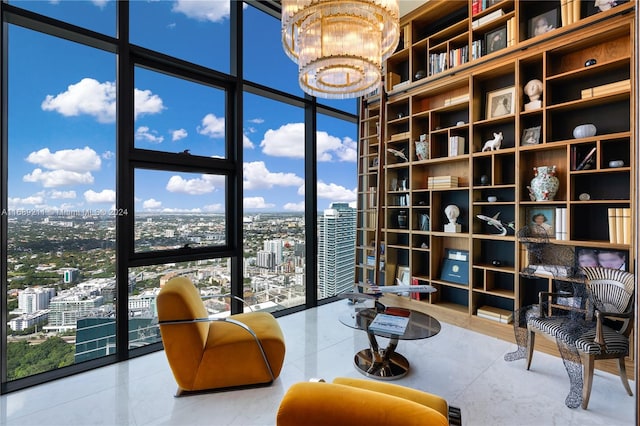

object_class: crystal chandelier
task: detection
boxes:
[281,0,400,99]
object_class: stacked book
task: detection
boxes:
[471,40,483,60]
[476,306,513,324]
[389,131,410,142]
[581,79,630,99]
[608,207,631,244]
[506,16,516,47]
[429,52,448,76]
[472,8,504,29]
[427,176,458,189]
[449,45,469,68]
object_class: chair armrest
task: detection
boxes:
[158,316,276,381]
[593,307,634,345]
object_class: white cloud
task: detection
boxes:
[260,122,356,162]
[41,78,164,123]
[26,147,101,172]
[134,88,165,119]
[84,189,116,203]
[244,197,274,209]
[172,0,231,22]
[92,0,108,8]
[260,123,304,158]
[136,126,164,144]
[23,169,94,188]
[317,181,357,202]
[161,207,203,213]
[243,161,304,190]
[283,201,305,212]
[248,118,264,124]
[49,190,76,199]
[166,174,223,195]
[243,133,255,149]
[102,150,115,160]
[8,195,44,207]
[143,198,162,209]
[203,203,224,212]
[172,128,188,141]
[197,113,225,138]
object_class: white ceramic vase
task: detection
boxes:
[530,166,559,201]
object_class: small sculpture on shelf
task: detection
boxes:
[387,147,408,162]
[595,0,617,12]
[476,212,515,236]
[523,79,543,110]
[444,204,461,233]
[481,132,503,152]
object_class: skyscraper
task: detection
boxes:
[317,202,356,298]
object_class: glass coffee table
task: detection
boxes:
[339,304,441,380]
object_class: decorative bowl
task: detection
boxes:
[573,124,596,139]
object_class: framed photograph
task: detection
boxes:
[486,86,515,119]
[528,9,558,39]
[484,26,507,55]
[396,265,411,286]
[575,247,628,271]
[521,126,541,146]
[525,207,555,238]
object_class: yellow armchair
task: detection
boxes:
[156,277,286,395]
[277,377,461,426]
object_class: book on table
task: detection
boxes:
[368,313,410,335]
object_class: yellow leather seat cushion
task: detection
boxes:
[277,381,449,426]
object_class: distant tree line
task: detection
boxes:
[7,337,74,380]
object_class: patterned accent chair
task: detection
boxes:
[156,276,286,396]
[526,267,634,409]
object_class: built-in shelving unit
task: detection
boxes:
[356,0,635,371]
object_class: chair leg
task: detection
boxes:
[581,354,594,409]
[526,328,535,370]
[617,357,633,396]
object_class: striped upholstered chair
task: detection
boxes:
[526,266,634,409]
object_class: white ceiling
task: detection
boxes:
[399,0,428,17]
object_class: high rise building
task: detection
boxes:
[317,202,356,298]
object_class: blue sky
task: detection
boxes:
[7,0,357,214]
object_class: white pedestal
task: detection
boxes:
[444,223,461,233]
[524,100,541,111]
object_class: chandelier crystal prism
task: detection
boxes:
[282,0,400,99]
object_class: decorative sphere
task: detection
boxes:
[415,70,426,80]
[480,175,490,185]
[584,58,597,67]
[573,124,597,139]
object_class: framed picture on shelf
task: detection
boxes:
[521,126,541,146]
[484,26,507,55]
[528,9,558,39]
[575,247,628,271]
[486,86,515,119]
[396,265,411,286]
[524,207,555,238]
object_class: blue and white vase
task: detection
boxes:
[530,165,559,201]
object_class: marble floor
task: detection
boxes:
[1,299,636,426]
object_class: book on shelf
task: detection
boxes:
[560,0,568,26]
[615,207,624,245]
[581,79,631,98]
[476,306,513,324]
[555,207,567,240]
[608,207,617,244]
[622,207,631,245]
[444,94,470,106]
[448,136,465,156]
[368,313,410,335]
[472,8,504,29]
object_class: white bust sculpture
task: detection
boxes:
[444,205,461,233]
[524,79,543,111]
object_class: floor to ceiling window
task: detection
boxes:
[1,0,357,393]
